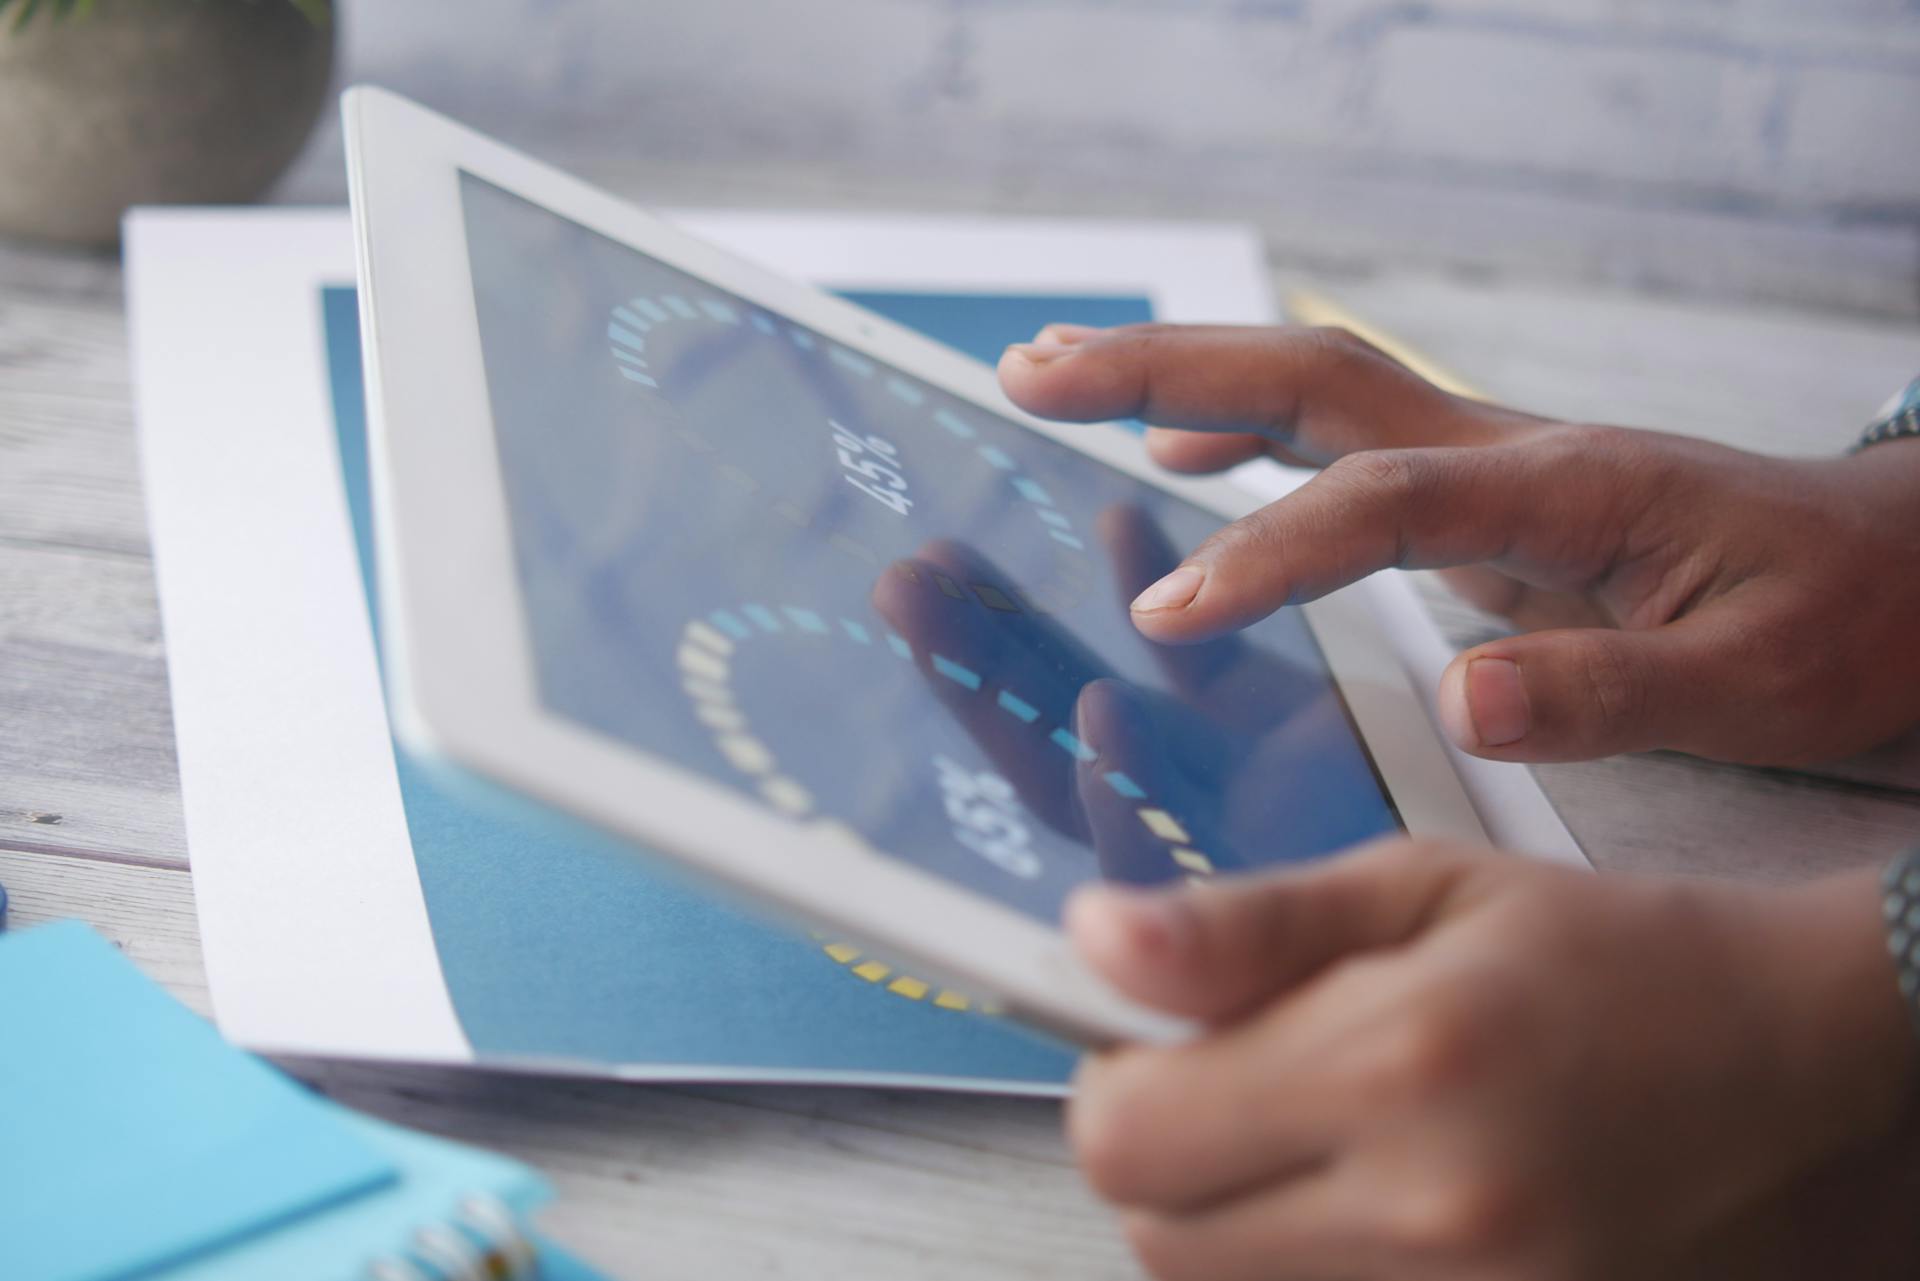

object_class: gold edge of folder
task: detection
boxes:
[1282,287,1487,403]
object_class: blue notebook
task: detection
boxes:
[0,921,604,1281]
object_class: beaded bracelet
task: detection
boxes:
[1883,848,1920,1038]
[1854,376,1920,453]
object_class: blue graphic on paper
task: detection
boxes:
[324,288,1075,1080]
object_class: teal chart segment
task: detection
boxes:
[321,285,1080,1080]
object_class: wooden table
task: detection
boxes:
[5,231,1920,1278]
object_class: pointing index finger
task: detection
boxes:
[1132,433,1616,643]
[998,323,1527,466]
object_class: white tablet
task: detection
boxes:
[343,87,1489,1047]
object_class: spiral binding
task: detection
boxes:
[364,1193,541,1281]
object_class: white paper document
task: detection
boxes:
[127,206,1581,1093]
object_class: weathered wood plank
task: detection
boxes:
[1311,272,1920,458]
[304,1061,1133,1281]
[1542,753,1920,884]
[0,541,185,863]
[0,290,151,556]
[0,239,122,305]
[6,196,1920,1281]
[0,846,207,1009]
[0,845,1136,1280]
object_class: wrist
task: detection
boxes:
[1766,870,1919,1162]
[1834,429,1920,491]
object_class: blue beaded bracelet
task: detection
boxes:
[1855,376,1920,453]
[1883,848,1920,1036]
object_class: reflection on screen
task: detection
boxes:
[458,173,1399,925]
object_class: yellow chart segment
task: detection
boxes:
[677,602,1221,1007]
[814,935,983,1011]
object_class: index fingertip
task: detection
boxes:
[997,343,1066,404]
[1034,322,1106,345]
[998,339,1140,424]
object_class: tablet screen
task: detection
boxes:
[459,173,1399,925]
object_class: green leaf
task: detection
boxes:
[2,0,332,30]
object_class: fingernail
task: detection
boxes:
[1131,565,1203,614]
[1034,322,1103,345]
[1070,885,1195,965]
[1465,657,1530,746]
[1005,341,1077,365]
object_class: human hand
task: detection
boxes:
[998,324,1920,765]
[1066,843,1920,1280]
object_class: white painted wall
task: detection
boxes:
[295,0,1920,318]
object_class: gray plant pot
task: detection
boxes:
[0,0,334,245]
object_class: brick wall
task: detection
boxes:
[327,0,1920,318]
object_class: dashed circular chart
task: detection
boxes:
[674,593,1218,1008]
[606,291,1096,614]
[607,286,1201,1008]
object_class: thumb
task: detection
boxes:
[1065,840,1478,1023]
[1437,621,1722,762]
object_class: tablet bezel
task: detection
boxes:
[343,86,1489,1047]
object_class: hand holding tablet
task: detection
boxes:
[992,248,1920,1281]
